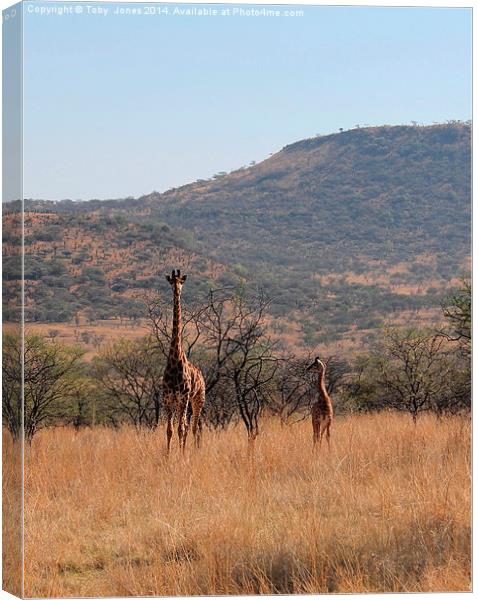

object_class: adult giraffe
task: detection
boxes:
[162,270,205,455]
[306,356,333,450]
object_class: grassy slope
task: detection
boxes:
[5,123,471,349]
[148,124,470,341]
[3,209,237,323]
[20,413,470,596]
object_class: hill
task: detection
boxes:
[3,207,238,324]
[141,123,471,343]
[3,122,471,350]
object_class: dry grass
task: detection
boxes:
[14,413,471,596]
[2,429,23,597]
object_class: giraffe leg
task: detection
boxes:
[182,406,190,450]
[177,400,189,452]
[196,409,204,448]
[312,423,319,448]
[164,403,173,457]
[312,413,320,449]
[198,417,203,444]
[325,421,331,451]
[191,412,201,448]
[191,391,205,448]
[317,420,324,450]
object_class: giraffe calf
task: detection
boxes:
[307,356,334,450]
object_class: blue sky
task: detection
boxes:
[19,2,472,201]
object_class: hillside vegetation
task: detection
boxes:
[4,123,471,349]
[3,209,236,324]
[148,123,470,342]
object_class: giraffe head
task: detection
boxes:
[306,356,326,373]
[166,269,187,294]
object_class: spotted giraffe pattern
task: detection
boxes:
[163,270,205,454]
[307,357,333,450]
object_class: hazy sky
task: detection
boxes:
[18,2,472,201]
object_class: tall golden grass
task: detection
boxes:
[2,429,22,597]
[14,413,471,596]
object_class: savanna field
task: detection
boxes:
[3,413,470,597]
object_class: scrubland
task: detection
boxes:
[5,413,470,596]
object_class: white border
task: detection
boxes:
[0,2,473,600]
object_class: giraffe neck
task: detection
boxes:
[170,288,185,362]
[317,368,328,398]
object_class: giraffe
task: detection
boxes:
[306,356,333,450]
[162,269,205,455]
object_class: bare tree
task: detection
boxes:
[2,333,84,441]
[24,336,84,441]
[324,356,350,396]
[200,377,236,429]
[374,328,455,422]
[2,331,22,440]
[94,337,164,428]
[270,354,350,423]
[200,289,279,441]
[440,280,471,413]
[343,355,378,412]
[145,286,280,438]
[64,369,102,430]
[145,291,204,359]
[269,355,313,423]
[441,279,471,358]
